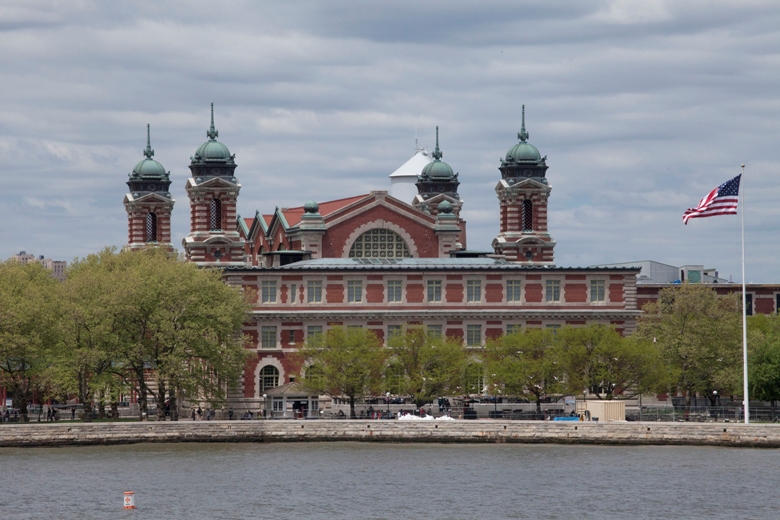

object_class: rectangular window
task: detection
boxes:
[507,280,522,302]
[590,280,605,302]
[546,324,561,335]
[744,294,753,316]
[507,324,522,335]
[288,330,296,344]
[261,326,277,349]
[307,281,322,303]
[427,280,442,302]
[347,280,363,303]
[545,280,561,302]
[307,326,322,340]
[347,324,362,329]
[290,284,297,304]
[387,280,402,303]
[427,324,443,338]
[387,325,402,338]
[466,325,482,347]
[262,281,277,303]
[467,280,482,302]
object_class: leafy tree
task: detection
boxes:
[386,327,468,408]
[53,249,126,421]
[557,325,666,400]
[485,328,561,414]
[112,249,252,420]
[748,314,780,418]
[298,326,386,418]
[0,260,60,418]
[636,284,741,410]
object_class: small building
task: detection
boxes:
[263,382,320,419]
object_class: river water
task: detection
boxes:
[0,442,777,519]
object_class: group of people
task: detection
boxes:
[190,406,217,421]
[1,408,20,423]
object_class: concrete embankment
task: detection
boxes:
[3,420,780,448]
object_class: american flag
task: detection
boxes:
[683,174,741,225]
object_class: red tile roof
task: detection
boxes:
[281,194,369,227]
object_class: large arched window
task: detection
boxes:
[348,229,410,258]
[464,363,484,395]
[522,199,533,231]
[145,213,157,242]
[259,365,279,392]
[210,199,222,231]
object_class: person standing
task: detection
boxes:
[191,408,196,421]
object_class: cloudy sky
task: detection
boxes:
[1,1,778,281]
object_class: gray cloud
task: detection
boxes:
[1,0,778,281]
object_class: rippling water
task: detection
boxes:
[1,442,778,519]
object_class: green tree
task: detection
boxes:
[386,327,468,408]
[748,314,780,418]
[54,249,126,421]
[112,249,252,420]
[636,284,741,410]
[557,324,666,400]
[485,328,561,414]
[298,326,386,418]
[0,260,60,418]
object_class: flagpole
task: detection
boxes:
[740,164,749,425]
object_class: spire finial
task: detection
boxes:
[433,126,442,160]
[207,102,218,140]
[518,104,529,142]
[144,124,154,159]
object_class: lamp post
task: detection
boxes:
[712,390,718,421]
[262,394,267,419]
[386,391,390,419]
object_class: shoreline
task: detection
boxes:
[2,420,780,448]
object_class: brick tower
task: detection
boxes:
[182,103,246,266]
[492,106,556,265]
[123,124,174,251]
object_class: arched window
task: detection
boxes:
[259,365,279,392]
[522,199,533,231]
[145,213,157,242]
[210,199,222,231]
[464,363,484,395]
[348,229,410,258]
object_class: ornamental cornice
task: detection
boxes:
[246,308,642,323]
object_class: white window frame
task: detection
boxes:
[545,280,561,303]
[347,280,363,303]
[262,280,277,304]
[261,326,277,349]
[307,280,323,304]
[590,279,606,303]
[427,280,442,303]
[307,325,323,340]
[466,280,482,303]
[507,280,522,302]
[387,280,403,303]
[466,324,482,347]
[427,324,443,338]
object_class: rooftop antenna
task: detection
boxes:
[207,102,218,140]
[144,124,154,159]
[518,104,529,142]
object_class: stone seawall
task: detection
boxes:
[3,420,780,448]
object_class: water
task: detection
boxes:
[0,442,777,519]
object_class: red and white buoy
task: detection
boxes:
[123,491,136,509]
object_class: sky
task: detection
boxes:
[1,0,779,282]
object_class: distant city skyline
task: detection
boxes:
[1,1,778,281]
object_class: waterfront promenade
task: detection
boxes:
[2,420,780,448]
